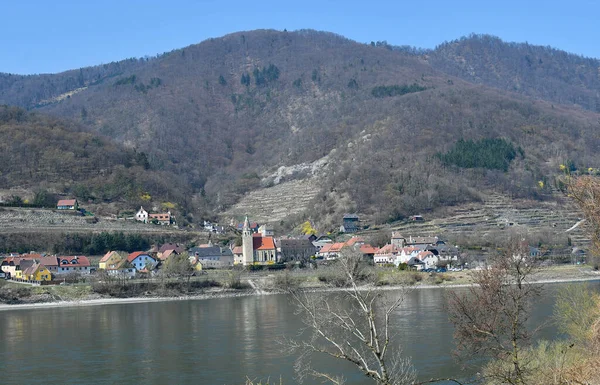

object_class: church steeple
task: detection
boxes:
[242,216,254,266]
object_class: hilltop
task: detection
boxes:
[0,29,599,232]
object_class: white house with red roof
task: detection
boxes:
[56,199,78,210]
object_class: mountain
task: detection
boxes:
[0,30,599,229]
[427,34,600,112]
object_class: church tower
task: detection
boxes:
[242,216,254,266]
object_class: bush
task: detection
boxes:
[272,272,300,291]
[0,285,32,303]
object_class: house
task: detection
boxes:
[417,251,438,269]
[232,246,243,265]
[149,212,172,225]
[22,263,52,282]
[373,245,420,266]
[189,246,234,268]
[55,256,91,275]
[240,217,277,265]
[105,259,136,279]
[406,256,425,270]
[359,244,379,259]
[188,256,204,272]
[1,255,45,278]
[411,215,424,221]
[135,207,149,223]
[277,238,316,264]
[340,214,359,233]
[317,242,346,260]
[158,249,179,261]
[159,243,186,254]
[127,252,158,271]
[99,251,126,270]
[57,199,78,210]
[39,256,59,275]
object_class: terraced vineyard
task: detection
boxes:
[386,193,589,248]
[0,207,184,234]
[223,179,319,224]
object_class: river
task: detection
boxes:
[0,282,595,384]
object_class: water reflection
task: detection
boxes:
[0,282,595,384]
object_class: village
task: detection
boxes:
[0,207,466,285]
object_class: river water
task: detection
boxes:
[0,282,595,385]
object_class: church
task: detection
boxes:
[239,217,277,265]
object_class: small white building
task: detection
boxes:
[135,207,149,223]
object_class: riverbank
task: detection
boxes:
[1,266,598,312]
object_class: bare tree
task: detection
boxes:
[284,249,415,385]
[568,175,600,268]
[447,239,541,385]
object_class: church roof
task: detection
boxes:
[253,236,276,251]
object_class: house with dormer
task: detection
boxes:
[55,256,91,275]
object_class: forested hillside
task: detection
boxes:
[428,34,600,112]
[0,30,599,229]
[0,106,191,215]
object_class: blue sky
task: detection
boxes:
[2,0,598,74]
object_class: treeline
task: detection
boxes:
[437,138,521,171]
[371,83,426,98]
[0,231,193,255]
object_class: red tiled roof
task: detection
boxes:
[253,236,276,251]
[329,242,346,253]
[232,246,243,255]
[57,199,76,206]
[346,237,364,247]
[100,251,118,263]
[376,244,402,255]
[57,256,90,267]
[127,251,147,262]
[39,256,59,267]
[159,249,177,261]
[417,251,434,260]
[359,245,379,254]
[19,254,43,260]
[319,243,333,253]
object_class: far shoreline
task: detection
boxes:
[1,275,599,312]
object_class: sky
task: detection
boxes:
[1,0,599,75]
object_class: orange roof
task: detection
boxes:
[57,199,77,206]
[359,245,379,254]
[417,251,434,260]
[127,251,151,262]
[232,246,243,254]
[100,251,119,263]
[159,249,177,261]
[345,237,364,247]
[376,244,401,255]
[329,242,346,253]
[253,236,276,251]
[319,243,333,253]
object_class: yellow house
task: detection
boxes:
[188,256,203,272]
[22,263,52,281]
[99,251,125,270]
